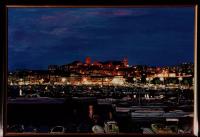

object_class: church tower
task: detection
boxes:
[123,57,128,67]
[85,56,91,65]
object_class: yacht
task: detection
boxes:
[131,109,164,118]
[104,121,119,133]
[92,125,104,134]
[151,118,179,134]
[151,124,173,134]
[50,126,65,134]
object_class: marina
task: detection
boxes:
[7,84,194,134]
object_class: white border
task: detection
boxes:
[194,4,198,137]
[1,5,198,136]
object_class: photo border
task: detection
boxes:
[0,0,199,137]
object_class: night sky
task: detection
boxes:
[8,7,194,71]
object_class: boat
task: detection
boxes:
[92,125,104,134]
[115,107,132,117]
[50,126,65,134]
[151,118,179,134]
[142,128,154,134]
[104,121,119,133]
[163,110,191,118]
[131,109,164,118]
[97,98,116,105]
[151,124,173,134]
[7,124,24,133]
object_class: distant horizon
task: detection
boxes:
[8,8,194,71]
[9,59,194,72]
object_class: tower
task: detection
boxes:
[85,56,91,65]
[123,57,128,67]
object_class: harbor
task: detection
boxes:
[7,84,194,134]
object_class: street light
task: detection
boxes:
[39,78,44,84]
[83,77,87,82]
[133,78,137,87]
[19,89,23,96]
[178,77,183,86]
[146,77,149,82]
[160,77,164,85]
[61,77,66,83]
[178,77,183,105]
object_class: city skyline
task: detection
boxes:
[8,7,194,71]
[9,56,194,72]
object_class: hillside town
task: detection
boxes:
[7,57,194,134]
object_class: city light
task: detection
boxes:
[178,77,183,81]
[18,81,23,86]
[111,76,125,85]
[83,77,87,82]
[39,78,44,84]
[19,89,23,96]
[61,78,66,83]
[159,77,164,81]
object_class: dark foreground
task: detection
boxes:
[7,97,193,134]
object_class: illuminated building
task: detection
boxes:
[122,57,128,67]
[8,60,194,86]
[85,56,91,65]
[93,61,102,67]
[48,65,59,72]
